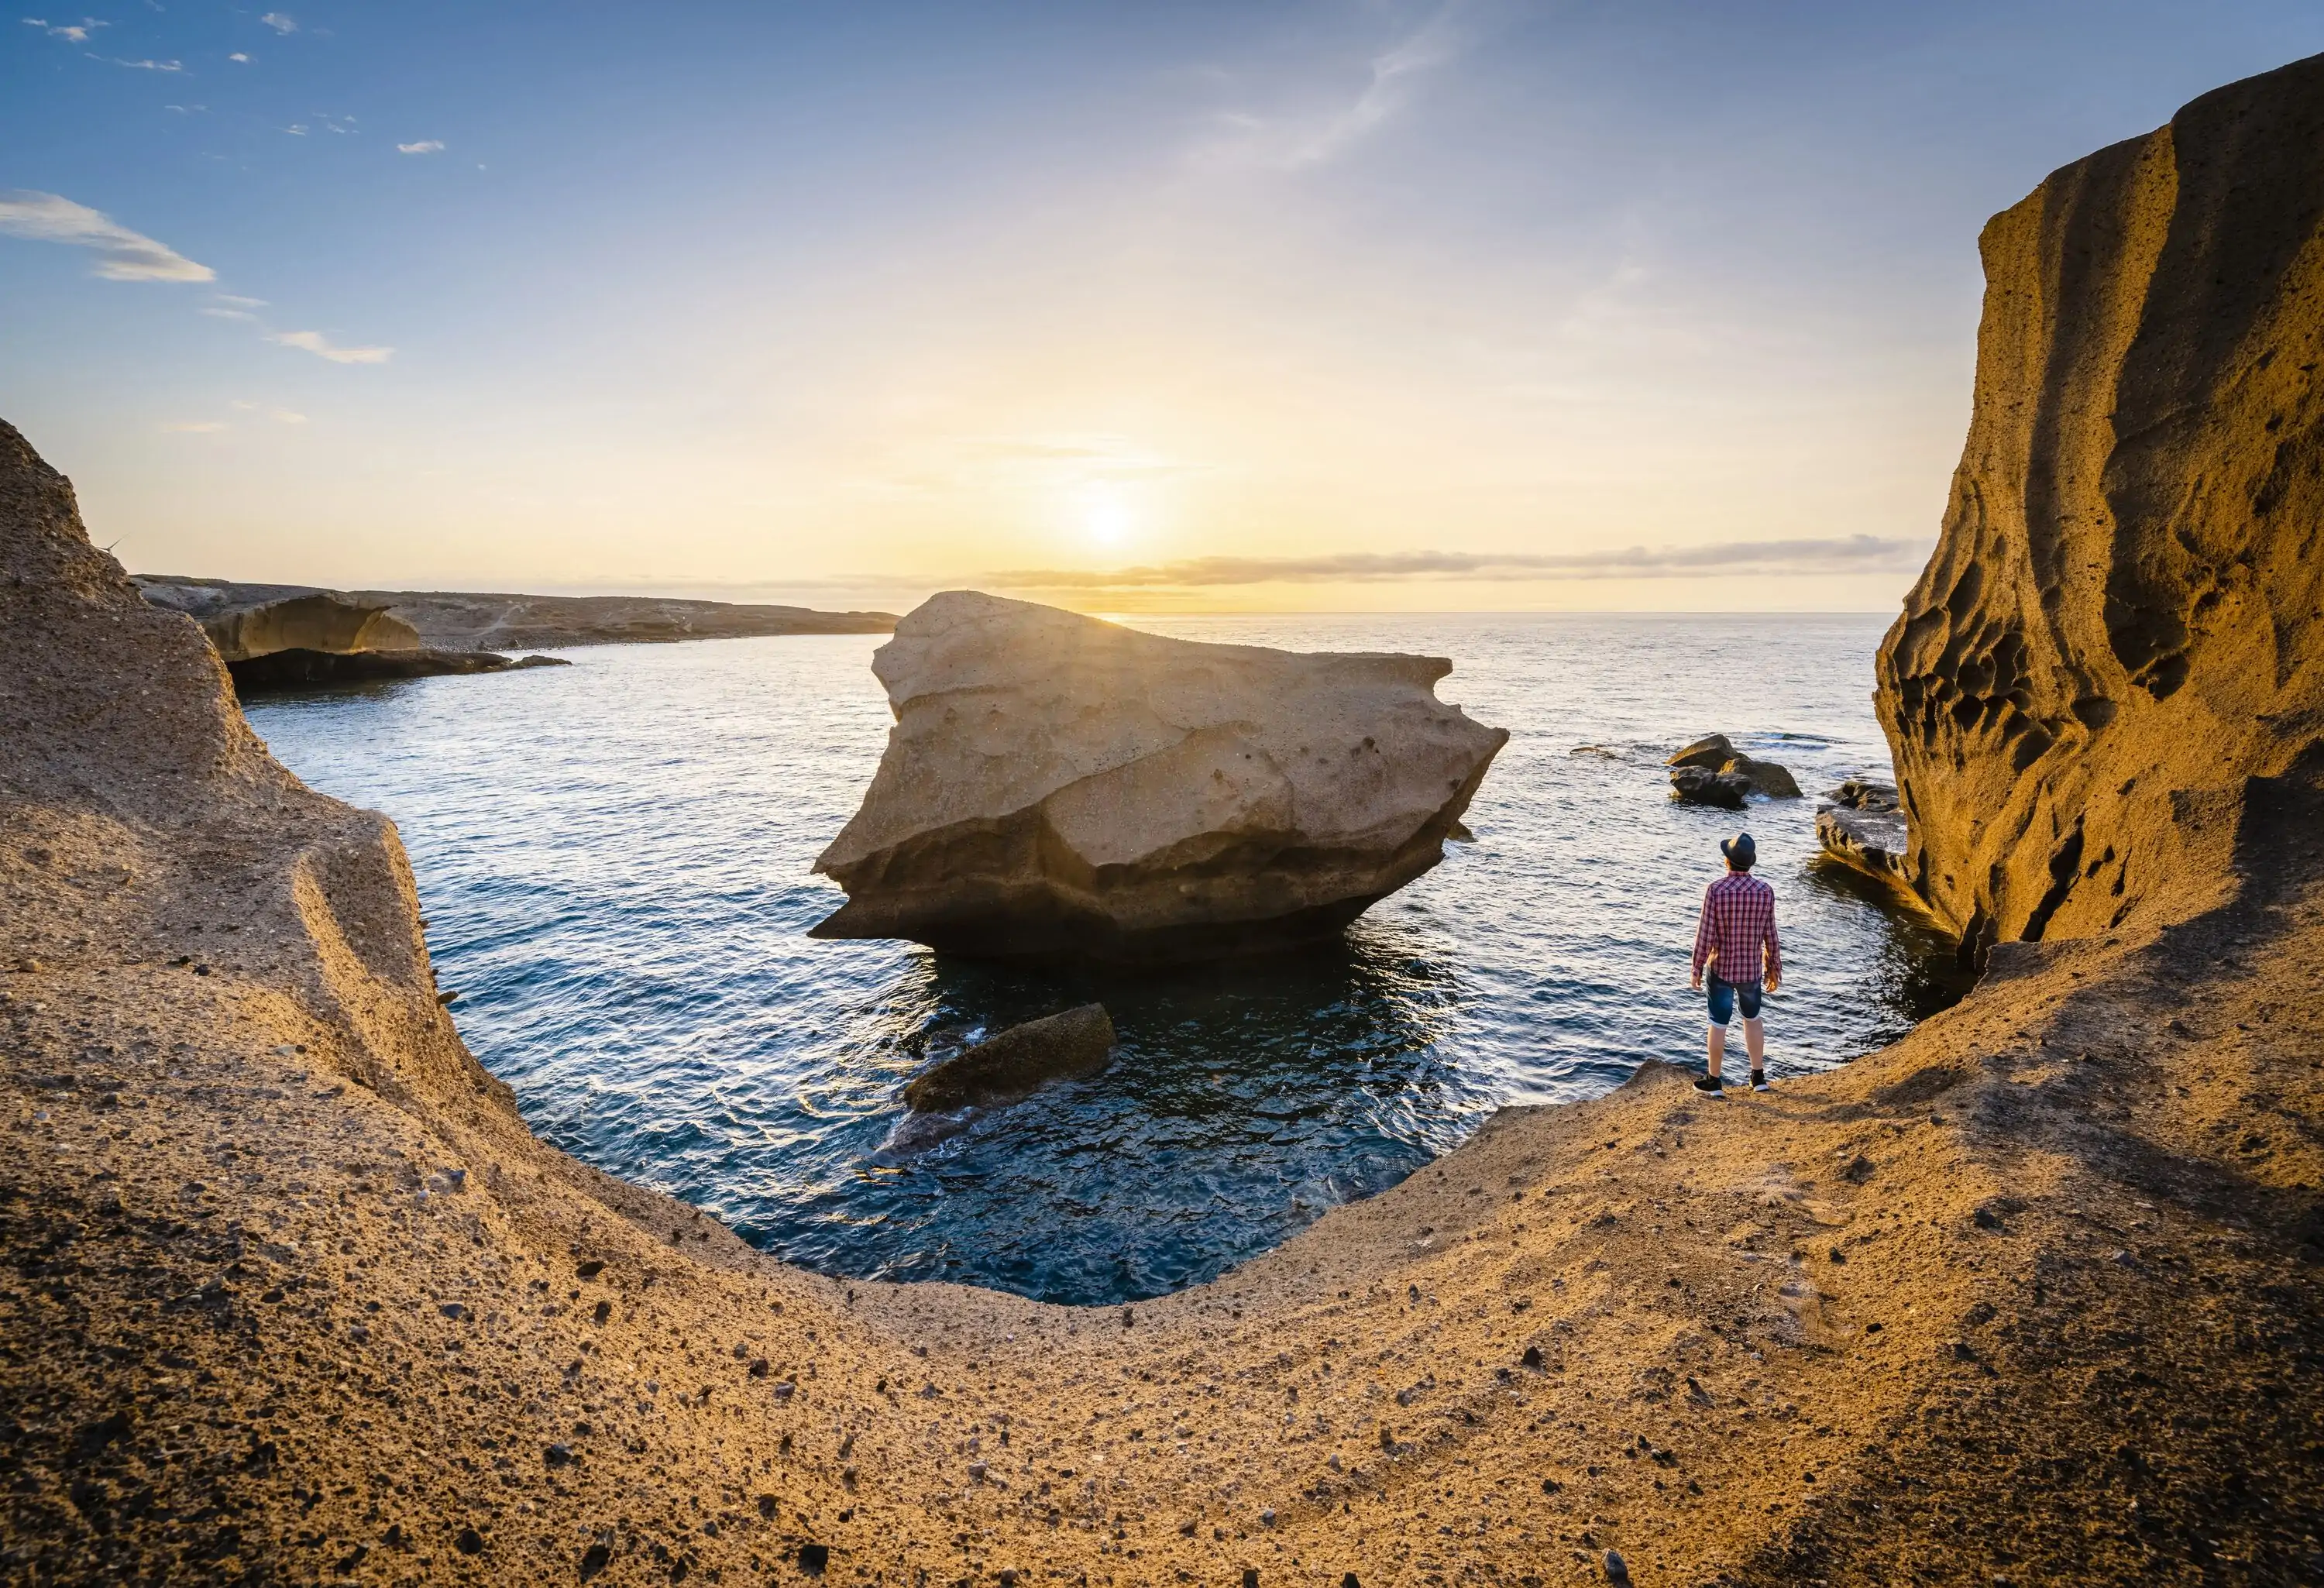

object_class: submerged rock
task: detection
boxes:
[1669,765,1750,809]
[901,1004,1115,1113]
[812,592,1508,964]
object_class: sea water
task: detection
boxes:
[241,612,1965,1304]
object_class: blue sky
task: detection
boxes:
[4,2,2319,610]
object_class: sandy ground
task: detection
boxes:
[4,421,2322,1586]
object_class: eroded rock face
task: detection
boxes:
[1877,53,2324,958]
[132,577,570,690]
[813,591,1507,962]
[135,580,422,662]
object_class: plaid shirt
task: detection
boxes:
[1691,869,1781,985]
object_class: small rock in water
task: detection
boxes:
[1827,778,1899,811]
[1720,753,1801,798]
[1666,734,1734,770]
[902,1004,1116,1113]
[876,1107,977,1156]
[1669,765,1751,809]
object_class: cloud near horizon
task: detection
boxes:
[270,328,392,363]
[396,139,445,154]
[0,190,215,281]
[988,535,1931,589]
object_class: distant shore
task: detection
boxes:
[134,573,896,652]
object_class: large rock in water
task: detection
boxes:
[812,591,1508,962]
[1876,54,2324,960]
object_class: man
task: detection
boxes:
[1688,831,1781,1095]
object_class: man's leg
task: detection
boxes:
[1706,1020,1727,1080]
[1743,1015,1764,1072]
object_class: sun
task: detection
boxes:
[1083,490,1135,550]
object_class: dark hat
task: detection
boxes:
[1720,831,1757,868]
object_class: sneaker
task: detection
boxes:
[1692,1074,1724,1095]
[1749,1071,1771,1092]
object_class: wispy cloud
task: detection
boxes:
[234,400,308,424]
[228,50,249,62]
[215,293,266,307]
[988,536,1931,590]
[201,305,254,319]
[22,15,106,42]
[396,139,445,155]
[0,189,214,281]
[1200,5,1465,172]
[270,328,392,364]
[100,54,183,70]
[259,10,294,33]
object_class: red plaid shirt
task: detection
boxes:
[1691,870,1780,985]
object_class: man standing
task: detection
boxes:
[1689,831,1781,1095]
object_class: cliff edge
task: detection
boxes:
[1879,52,2324,957]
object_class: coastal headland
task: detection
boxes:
[5,55,2324,1588]
[135,577,898,652]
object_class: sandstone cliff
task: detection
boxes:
[813,591,1508,962]
[1878,53,2324,957]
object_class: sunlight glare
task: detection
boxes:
[1084,490,1135,550]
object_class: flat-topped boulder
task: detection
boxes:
[812,591,1508,963]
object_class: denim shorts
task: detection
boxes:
[1707,975,1763,1026]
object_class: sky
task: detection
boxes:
[3,3,2319,614]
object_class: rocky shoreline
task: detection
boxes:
[5,53,2323,1588]
[133,576,896,692]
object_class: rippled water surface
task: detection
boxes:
[242,613,1963,1304]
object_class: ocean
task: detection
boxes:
[241,610,1964,1304]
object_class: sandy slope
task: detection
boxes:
[4,417,2322,1588]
